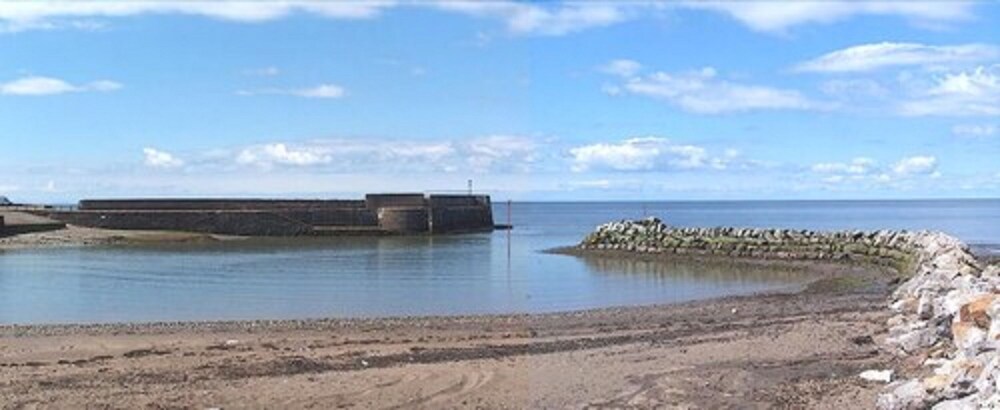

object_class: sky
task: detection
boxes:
[1,1,999,202]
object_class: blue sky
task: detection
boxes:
[1,1,999,202]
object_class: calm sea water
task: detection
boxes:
[1,200,998,324]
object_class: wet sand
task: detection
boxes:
[0,256,900,409]
[0,225,240,251]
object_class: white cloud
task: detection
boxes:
[0,1,979,36]
[293,84,346,99]
[0,75,121,96]
[800,56,1000,117]
[605,64,816,114]
[601,84,622,96]
[2,1,628,36]
[88,80,122,92]
[0,1,392,27]
[899,66,1000,116]
[819,79,889,99]
[463,135,538,173]
[244,66,280,76]
[1,76,76,95]
[600,59,642,77]
[811,155,939,186]
[236,143,331,167]
[569,137,746,172]
[0,1,628,36]
[229,137,536,174]
[952,124,997,138]
[893,155,937,176]
[682,2,975,33]
[238,83,346,99]
[0,18,106,33]
[567,179,613,189]
[143,148,184,169]
[821,174,845,184]
[432,1,629,36]
[795,42,999,73]
[570,137,669,172]
[811,157,876,175]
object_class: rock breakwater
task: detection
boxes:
[578,218,1000,408]
[580,217,918,271]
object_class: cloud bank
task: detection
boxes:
[0,1,979,35]
[603,64,817,114]
[143,148,184,169]
[569,137,748,172]
[811,155,940,186]
[0,76,121,96]
[795,42,999,73]
[237,84,347,99]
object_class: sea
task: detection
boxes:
[1,200,998,324]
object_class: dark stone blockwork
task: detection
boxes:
[47,194,494,236]
[79,199,367,211]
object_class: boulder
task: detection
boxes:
[861,369,895,383]
[959,294,997,330]
[879,380,928,410]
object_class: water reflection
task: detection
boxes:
[576,254,812,287]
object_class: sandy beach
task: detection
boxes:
[0,255,901,409]
[0,224,240,251]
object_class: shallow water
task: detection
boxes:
[1,200,998,324]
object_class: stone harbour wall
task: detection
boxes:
[79,199,367,211]
[377,207,430,233]
[272,209,378,227]
[47,210,314,236]
[578,218,1000,409]
[45,194,496,236]
[364,194,427,211]
[430,205,494,234]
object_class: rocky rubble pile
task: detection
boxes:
[578,218,1000,408]
[879,241,1000,409]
